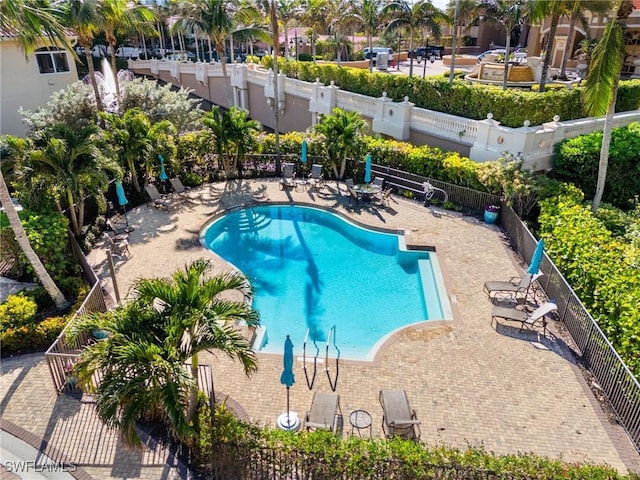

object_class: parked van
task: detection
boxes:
[107,45,141,58]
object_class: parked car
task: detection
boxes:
[163,51,196,62]
[408,45,445,62]
[74,45,107,58]
[477,47,526,63]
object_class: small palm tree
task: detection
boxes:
[314,108,367,185]
[69,259,260,444]
[347,0,383,72]
[226,107,262,177]
[584,0,633,213]
[299,0,330,63]
[23,123,118,236]
[446,0,480,82]
[478,0,527,90]
[383,0,445,77]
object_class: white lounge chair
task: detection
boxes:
[304,392,342,432]
[379,390,421,440]
[169,177,200,202]
[483,272,543,300]
[279,162,296,190]
[308,164,324,190]
[491,301,557,335]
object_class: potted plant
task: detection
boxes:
[484,204,500,224]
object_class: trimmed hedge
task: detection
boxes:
[266,61,640,128]
[552,122,640,210]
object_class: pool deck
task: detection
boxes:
[1,178,639,478]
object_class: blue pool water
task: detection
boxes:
[201,205,451,360]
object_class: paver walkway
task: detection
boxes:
[1,179,638,478]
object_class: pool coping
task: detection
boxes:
[198,200,464,366]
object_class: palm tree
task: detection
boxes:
[447,0,480,82]
[584,0,632,213]
[277,0,301,58]
[226,107,262,177]
[478,0,527,90]
[100,109,176,193]
[558,0,612,78]
[69,259,260,444]
[172,0,263,106]
[61,0,105,113]
[314,108,367,186]
[24,123,118,236]
[528,0,571,92]
[348,0,383,72]
[202,107,230,175]
[300,0,330,63]
[0,0,72,309]
[101,0,157,98]
[0,0,73,56]
[0,145,67,309]
[383,0,445,77]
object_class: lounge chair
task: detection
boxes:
[144,184,177,210]
[304,392,342,432]
[491,301,557,335]
[483,272,543,300]
[308,164,324,190]
[169,177,200,202]
[379,390,421,440]
[106,216,129,235]
[279,162,296,190]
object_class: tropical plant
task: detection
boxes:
[100,108,176,193]
[383,0,446,77]
[478,0,527,90]
[61,0,105,113]
[299,0,330,63]
[68,259,260,445]
[313,108,367,185]
[446,0,480,81]
[19,123,118,236]
[347,0,383,72]
[583,0,634,213]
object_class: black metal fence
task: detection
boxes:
[499,205,640,453]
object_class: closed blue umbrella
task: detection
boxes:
[115,180,128,206]
[114,179,131,231]
[527,238,545,275]
[301,140,308,164]
[364,153,372,183]
[158,154,169,181]
[280,335,295,428]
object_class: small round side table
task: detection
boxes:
[349,409,372,437]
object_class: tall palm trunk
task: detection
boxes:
[538,14,560,92]
[368,33,373,72]
[65,189,80,235]
[592,93,617,212]
[186,353,200,422]
[82,42,105,112]
[107,36,121,98]
[0,171,67,309]
[217,44,233,107]
[501,33,511,90]
[559,12,578,78]
[270,0,282,173]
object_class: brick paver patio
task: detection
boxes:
[1,178,638,478]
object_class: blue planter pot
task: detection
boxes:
[484,210,499,224]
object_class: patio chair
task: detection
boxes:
[347,186,361,206]
[308,164,324,190]
[305,392,342,432]
[373,188,393,207]
[379,390,421,440]
[373,177,384,188]
[144,184,178,210]
[491,301,557,336]
[169,177,201,202]
[484,272,543,300]
[279,162,296,190]
[345,178,355,189]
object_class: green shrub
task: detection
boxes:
[0,294,38,330]
[553,122,640,210]
[297,52,314,62]
[245,55,260,64]
[539,186,640,377]
[0,315,68,355]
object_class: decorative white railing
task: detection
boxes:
[410,109,479,145]
[336,90,377,118]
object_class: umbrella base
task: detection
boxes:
[276,411,301,432]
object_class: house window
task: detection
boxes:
[35,47,70,74]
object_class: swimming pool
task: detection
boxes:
[201,204,452,360]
